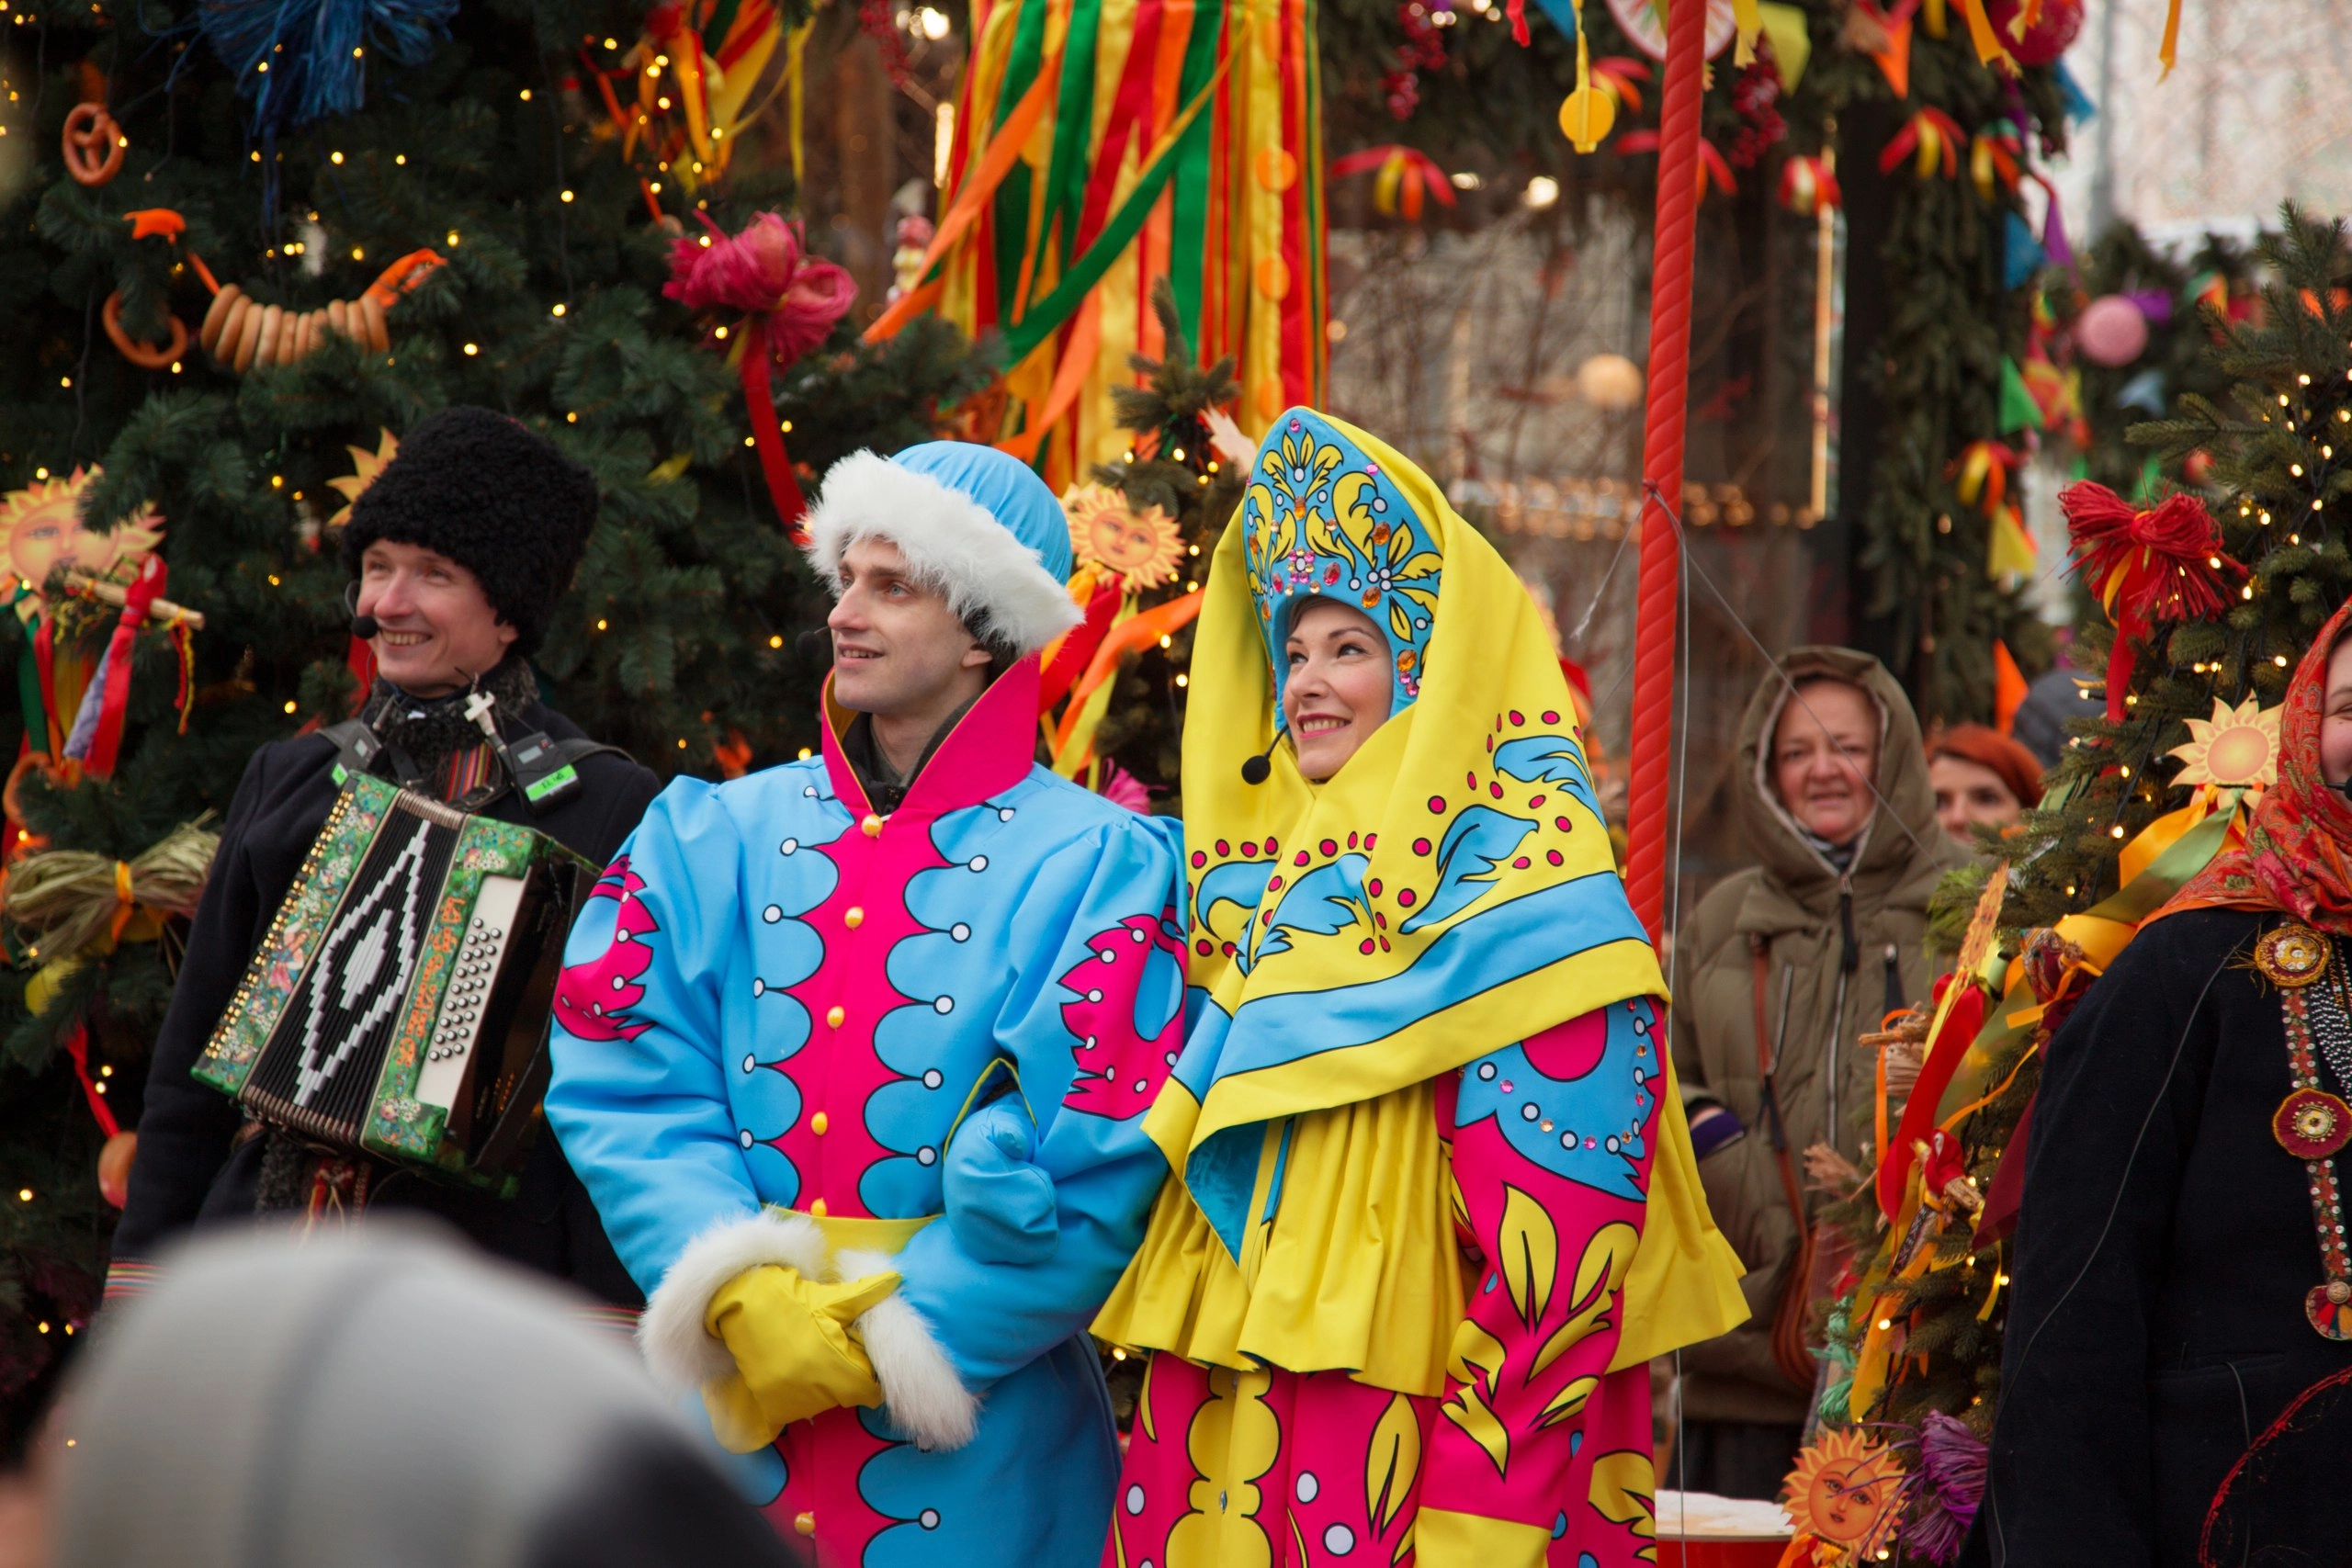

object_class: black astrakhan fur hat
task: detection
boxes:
[339,407,598,656]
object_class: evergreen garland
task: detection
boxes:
[1803,28,2067,727]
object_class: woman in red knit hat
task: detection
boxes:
[1927,723,2045,845]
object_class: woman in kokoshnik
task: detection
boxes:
[1093,409,1747,1568]
[1969,596,2352,1568]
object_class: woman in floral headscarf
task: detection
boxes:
[1971,598,2352,1568]
[1093,410,1746,1568]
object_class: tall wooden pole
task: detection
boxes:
[1623,0,1711,945]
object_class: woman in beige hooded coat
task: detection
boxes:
[1666,648,1963,1497]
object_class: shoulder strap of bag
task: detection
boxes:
[1752,933,1822,1393]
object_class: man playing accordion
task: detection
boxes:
[110,409,659,1310]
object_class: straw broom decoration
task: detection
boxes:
[6,821,220,966]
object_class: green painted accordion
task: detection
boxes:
[194,772,594,1197]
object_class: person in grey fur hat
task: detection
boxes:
[107,409,661,1314]
[45,1224,803,1568]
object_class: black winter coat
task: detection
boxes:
[111,701,662,1303]
[1966,908,2352,1567]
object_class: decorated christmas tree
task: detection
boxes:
[1045,280,1244,807]
[0,0,989,1450]
[1792,207,2352,1565]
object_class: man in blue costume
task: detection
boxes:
[545,444,1188,1566]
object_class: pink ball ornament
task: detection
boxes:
[2076,295,2150,367]
[1985,0,2082,65]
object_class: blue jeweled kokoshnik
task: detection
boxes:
[1240,410,1443,713]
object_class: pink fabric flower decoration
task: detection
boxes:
[663,212,857,363]
[662,211,858,540]
[1100,763,1153,813]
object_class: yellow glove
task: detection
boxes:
[700,1264,902,1452]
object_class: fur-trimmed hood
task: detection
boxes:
[804,444,1080,659]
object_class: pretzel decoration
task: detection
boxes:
[62,103,125,186]
[198,248,446,369]
[102,292,189,370]
[96,202,447,374]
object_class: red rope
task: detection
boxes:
[1623,0,1710,945]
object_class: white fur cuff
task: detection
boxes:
[639,1209,829,1389]
[804,450,1081,658]
[837,1247,981,1452]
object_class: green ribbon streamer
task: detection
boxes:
[1166,0,1227,340]
[1029,0,1106,321]
[1001,56,1227,367]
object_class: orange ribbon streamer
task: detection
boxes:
[1051,589,1204,754]
[997,294,1101,461]
[865,63,1060,344]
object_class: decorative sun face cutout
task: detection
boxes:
[1063,484,1182,592]
[2170,695,2280,789]
[0,468,163,615]
[1782,1429,1906,1551]
[327,429,401,530]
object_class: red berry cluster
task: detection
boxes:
[858,0,914,87]
[1727,50,1786,170]
[1381,1,1449,121]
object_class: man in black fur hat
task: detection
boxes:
[108,408,661,1309]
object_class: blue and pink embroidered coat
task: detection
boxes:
[544,659,1187,1567]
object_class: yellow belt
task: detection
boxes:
[767,1205,933,1265]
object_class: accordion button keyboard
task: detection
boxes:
[414,873,528,1116]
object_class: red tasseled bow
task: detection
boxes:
[2061,481,2244,721]
[665,212,857,541]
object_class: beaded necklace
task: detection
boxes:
[2257,922,2352,1337]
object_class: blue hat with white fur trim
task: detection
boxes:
[804,443,1081,659]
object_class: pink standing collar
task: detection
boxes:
[819,657,1043,821]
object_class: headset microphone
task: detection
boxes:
[1239,725,1287,784]
[797,628,833,663]
[345,582,379,640]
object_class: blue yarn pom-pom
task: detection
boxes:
[200,0,459,135]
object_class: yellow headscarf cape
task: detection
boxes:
[1097,410,1745,1392]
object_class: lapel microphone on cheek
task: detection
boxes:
[345,582,379,640]
[1240,723,1287,784]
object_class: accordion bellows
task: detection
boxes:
[197,773,591,1195]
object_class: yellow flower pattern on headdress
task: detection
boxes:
[1242,413,1441,706]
